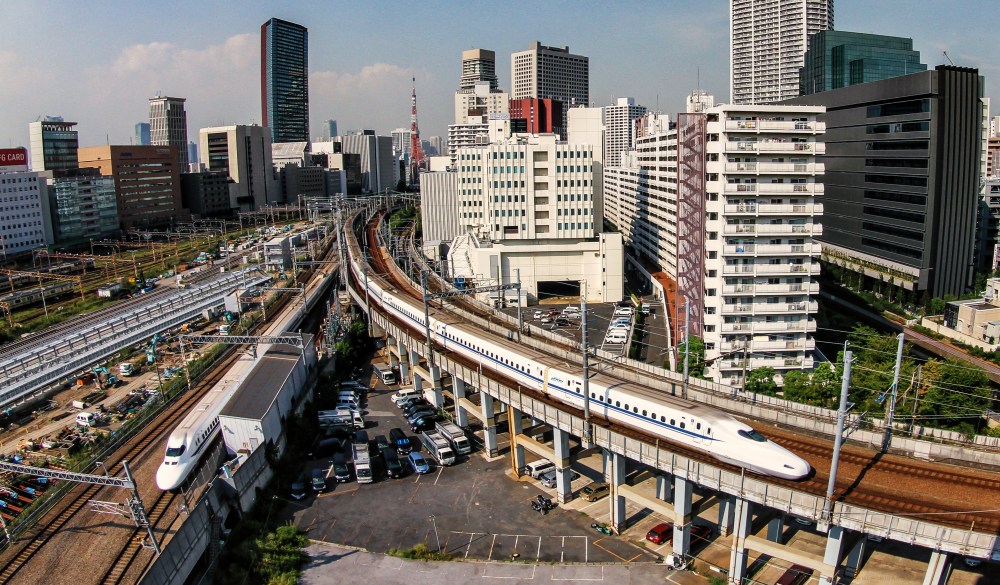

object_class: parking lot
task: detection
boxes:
[283,365,658,565]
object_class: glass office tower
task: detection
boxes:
[799,31,926,96]
[261,18,309,143]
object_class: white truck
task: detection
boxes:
[353,443,373,483]
[318,408,364,429]
[118,362,136,377]
[419,431,456,466]
[435,421,471,455]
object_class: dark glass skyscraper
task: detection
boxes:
[799,31,926,96]
[261,18,309,143]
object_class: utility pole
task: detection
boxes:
[824,350,852,521]
[881,333,904,453]
[515,268,522,343]
[421,270,438,397]
[580,281,592,446]
[909,364,923,433]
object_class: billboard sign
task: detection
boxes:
[0,148,28,171]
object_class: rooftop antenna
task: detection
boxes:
[943,51,955,66]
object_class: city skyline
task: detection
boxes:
[1,0,996,151]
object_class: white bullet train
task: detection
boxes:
[353,249,811,481]
[156,360,254,490]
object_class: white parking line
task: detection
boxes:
[434,466,444,485]
[550,566,605,581]
[488,533,497,559]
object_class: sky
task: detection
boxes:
[1,0,998,151]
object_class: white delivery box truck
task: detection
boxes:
[353,443,373,483]
[419,431,456,466]
[435,421,471,455]
[318,408,364,429]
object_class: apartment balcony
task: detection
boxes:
[724,162,823,175]
[724,243,822,256]
[721,301,818,316]
[725,141,825,155]
[723,202,824,216]
[722,338,816,353]
[720,356,816,371]
[754,282,820,295]
[754,263,820,276]
[722,224,823,237]
[724,120,825,133]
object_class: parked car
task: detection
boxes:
[381,447,404,478]
[776,564,813,585]
[389,427,413,455]
[374,435,391,451]
[553,317,571,327]
[580,482,610,502]
[402,401,432,416]
[311,467,327,492]
[410,414,437,432]
[408,451,430,474]
[540,315,554,324]
[289,472,308,500]
[645,522,673,545]
[690,524,713,544]
[407,409,437,425]
[397,396,426,410]
[533,310,545,319]
[332,453,352,483]
[539,469,581,488]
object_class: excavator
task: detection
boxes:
[92,366,119,389]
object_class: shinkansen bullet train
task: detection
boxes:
[352,249,811,481]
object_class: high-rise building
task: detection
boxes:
[149,96,189,168]
[511,42,589,136]
[188,142,199,171]
[49,168,119,244]
[199,125,277,211]
[602,98,646,168]
[392,128,413,157]
[799,31,926,96]
[0,170,50,255]
[338,132,394,193]
[135,122,151,146]
[730,0,834,104]
[787,66,983,298]
[427,136,445,156]
[603,97,825,387]
[261,18,309,144]
[28,118,78,172]
[455,49,509,125]
[180,171,235,219]
[324,119,338,140]
[78,145,186,229]
[509,98,562,135]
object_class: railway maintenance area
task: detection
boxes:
[0,201,998,585]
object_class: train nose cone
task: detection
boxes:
[781,457,811,480]
[156,464,178,491]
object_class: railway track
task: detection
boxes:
[0,349,238,585]
[353,211,1000,534]
[97,489,175,585]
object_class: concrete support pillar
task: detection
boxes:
[602,450,612,482]
[397,341,410,384]
[655,474,672,502]
[767,515,783,543]
[672,477,693,556]
[409,348,420,388]
[728,498,752,585]
[844,536,866,579]
[453,377,468,427]
[480,393,498,457]
[428,365,443,407]
[718,495,736,537]
[922,551,951,585]
[509,406,526,474]
[553,428,572,504]
[820,526,845,585]
[608,451,627,533]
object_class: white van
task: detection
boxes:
[336,395,361,411]
[392,387,421,406]
[605,331,628,344]
[522,458,556,479]
[76,412,97,427]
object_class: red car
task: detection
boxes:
[645,522,673,545]
[645,523,712,546]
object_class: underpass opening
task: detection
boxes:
[537,280,580,303]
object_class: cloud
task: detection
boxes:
[310,63,437,135]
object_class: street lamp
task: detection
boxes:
[428,515,441,552]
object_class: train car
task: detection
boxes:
[348,231,810,480]
[0,281,76,309]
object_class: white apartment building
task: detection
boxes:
[392,128,413,157]
[604,97,825,387]
[149,96,189,168]
[603,98,646,167]
[447,120,489,167]
[0,171,51,256]
[730,0,834,105]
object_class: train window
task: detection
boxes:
[660,416,666,422]
[739,429,767,442]
[166,445,185,457]
[642,410,647,417]
[707,428,711,435]
[590,392,595,399]
[633,407,638,413]
[680,422,686,429]
[615,401,620,407]
[624,403,629,410]
[670,419,675,426]
[696,423,701,430]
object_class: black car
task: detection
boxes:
[406,408,436,425]
[311,436,344,458]
[289,472,308,500]
[389,428,412,455]
[381,447,404,478]
[410,413,437,432]
[374,435,391,451]
[401,400,431,416]
[332,452,352,482]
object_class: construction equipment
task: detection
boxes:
[92,366,118,389]
[146,333,165,364]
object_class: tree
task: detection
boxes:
[746,367,778,396]
[781,370,811,403]
[916,358,991,434]
[254,523,309,583]
[676,335,706,379]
